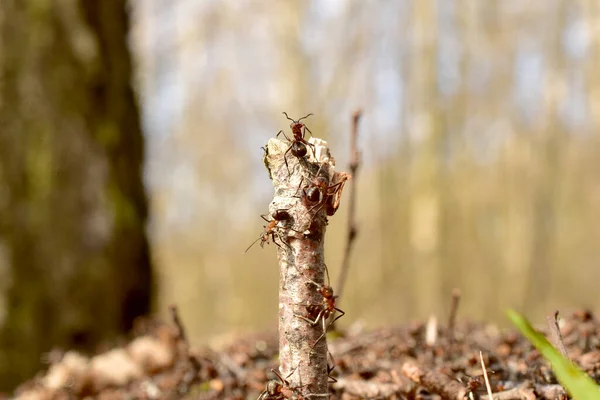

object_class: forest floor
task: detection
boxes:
[13,308,600,400]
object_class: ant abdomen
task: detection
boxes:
[305,187,321,203]
[291,142,307,158]
[272,209,291,221]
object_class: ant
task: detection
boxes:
[276,112,316,175]
[458,371,496,398]
[258,367,331,400]
[326,352,338,384]
[295,165,346,224]
[294,280,345,351]
[245,209,296,253]
[258,368,306,400]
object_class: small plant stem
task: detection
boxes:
[335,110,362,303]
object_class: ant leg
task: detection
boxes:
[326,180,345,196]
[309,310,345,351]
[303,139,317,160]
[307,200,326,216]
[327,351,337,383]
[309,316,329,351]
[271,232,285,250]
[303,126,313,137]
[325,310,345,332]
[257,389,268,400]
[271,367,292,385]
[287,226,305,235]
[293,176,307,198]
[294,310,324,327]
[283,144,294,176]
[275,231,293,251]
[333,307,345,319]
[276,129,291,141]
[327,372,338,384]
[311,310,345,352]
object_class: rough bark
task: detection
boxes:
[264,135,345,398]
[0,1,152,391]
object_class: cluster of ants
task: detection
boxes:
[246,113,346,399]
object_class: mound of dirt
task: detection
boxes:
[12,309,600,399]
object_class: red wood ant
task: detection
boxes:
[295,165,347,225]
[276,112,316,175]
[258,367,317,400]
[295,280,345,351]
[258,367,330,399]
[245,209,294,253]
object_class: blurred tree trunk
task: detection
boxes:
[0,0,152,391]
[408,0,444,316]
[522,1,566,312]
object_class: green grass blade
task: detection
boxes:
[507,309,600,399]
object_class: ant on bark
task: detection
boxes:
[294,280,345,351]
[295,165,346,226]
[258,368,306,400]
[245,209,296,253]
[276,112,316,175]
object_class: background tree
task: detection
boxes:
[0,1,152,391]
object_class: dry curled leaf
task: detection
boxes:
[326,172,352,216]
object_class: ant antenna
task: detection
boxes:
[297,113,314,122]
[282,111,314,124]
[244,236,263,254]
[282,111,294,122]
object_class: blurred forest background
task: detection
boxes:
[1,0,600,392]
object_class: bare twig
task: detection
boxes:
[264,123,347,397]
[480,351,494,400]
[335,110,362,302]
[169,304,189,343]
[447,288,461,341]
[401,361,468,399]
[169,305,203,386]
[546,310,569,360]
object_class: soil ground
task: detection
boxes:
[11,309,600,399]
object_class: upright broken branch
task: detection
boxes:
[262,121,348,398]
[336,110,362,303]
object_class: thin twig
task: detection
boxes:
[480,351,494,400]
[447,288,461,341]
[169,304,189,343]
[335,109,362,302]
[169,305,203,385]
[401,361,468,399]
[546,310,569,360]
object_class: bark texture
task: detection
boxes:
[265,137,336,397]
[0,1,152,391]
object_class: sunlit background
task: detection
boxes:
[1,0,600,392]
[133,0,600,339]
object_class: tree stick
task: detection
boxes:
[335,109,362,301]
[546,311,569,361]
[264,134,346,397]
